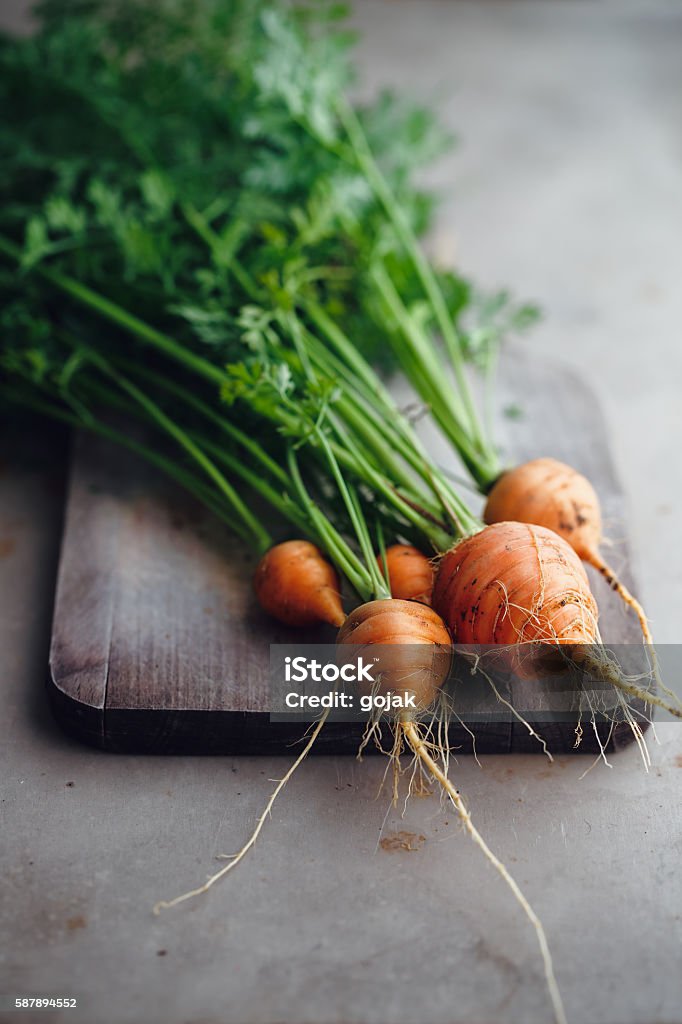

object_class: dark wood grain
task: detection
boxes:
[48,349,645,754]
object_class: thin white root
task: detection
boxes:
[153,711,329,914]
[478,659,554,763]
[587,549,654,646]
[573,708,583,750]
[451,706,481,768]
[580,649,682,720]
[616,691,651,771]
[583,690,612,770]
[578,720,615,781]
[587,550,682,716]
[401,718,567,1024]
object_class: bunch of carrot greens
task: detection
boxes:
[1,5,673,1024]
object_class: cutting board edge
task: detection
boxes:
[46,679,646,756]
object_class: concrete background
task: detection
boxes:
[1,4,681,1024]
[351,0,682,644]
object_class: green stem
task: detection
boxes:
[112,359,291,490]
[177,213,452,511]
[0,234,226,386]
[180,205,481,527]
[303,299,399,414]
[1,384,262,546]
[315,430,390,599]
[125,354,438,545]
[280,322,443,516]
[286,449,374,601]
[191,432,311,538]
[324,410,454,550]
[74,377,283,542]
[371,261,500,490]
[334,392,441,514]
[74,348,271,553]
[298,319,437,493]
[299,310,477,529]
[77,371,310,540]
[280,326,439,515]
[335,97,487,450]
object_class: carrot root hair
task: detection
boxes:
[399,717,567,1024]
[152,711,329,914]
[585,548,652,645]
[577,645,682,721]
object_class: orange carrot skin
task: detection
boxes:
[484,458,601,562]
[483,458,658,648]
[432,521,598,648]
[337,599,452,708]
[377,544,434,605]
[254,540,345,628]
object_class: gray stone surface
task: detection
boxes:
[351,0,682,644]
[1,4,681,1024]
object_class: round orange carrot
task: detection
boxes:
[254,540,345,628]
[376,544,434,605]
[337,598,452,708]
[483,457,652,644]
[433,521,598,647]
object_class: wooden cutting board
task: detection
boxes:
[47,348,645,754]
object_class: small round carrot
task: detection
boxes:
[254,539,345,628]
[337,597,452,708]
[483,457,653,645]
[376,543,434,605]
[433,520,598,647]
[433,520,682,719]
